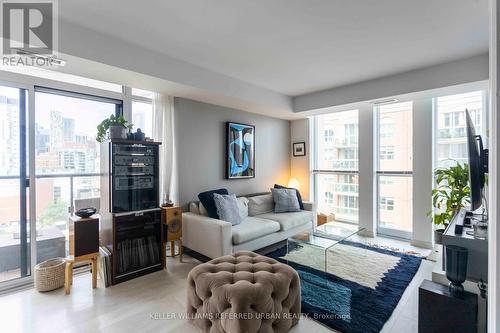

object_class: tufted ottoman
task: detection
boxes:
[187,251,301,333]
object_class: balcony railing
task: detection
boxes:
[0,172,101,214]
[0,172,101,281]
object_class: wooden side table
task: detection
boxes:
[161,206,183,264]
[65,215,100,294]
[65,252,98,294]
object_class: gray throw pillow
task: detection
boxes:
[271,188,301,213]
[213,193,243,225]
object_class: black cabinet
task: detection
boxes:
[99,139,163,285]
[418,279,477,333]
[114,210,162,282]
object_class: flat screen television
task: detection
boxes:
[465,109,488,211]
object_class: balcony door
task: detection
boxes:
[34,87,122,264]
[0,85,30,287]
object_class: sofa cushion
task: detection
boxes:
[256,210,313,231]
[231,217,280,245]
[274,184,304,210]
[189,202,200,214]
[237,197,249,219]
[198,188,229,219]
[247,194,274,216]
[271,188,301,213]
[214,193,242,225]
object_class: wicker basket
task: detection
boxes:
[34,258,66,292]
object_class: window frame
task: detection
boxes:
[0,68,156,292]
[375,103,413,240]
[312,110,359,225]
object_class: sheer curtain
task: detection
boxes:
[152,93,178,204]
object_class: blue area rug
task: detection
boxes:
[267,241,423,333]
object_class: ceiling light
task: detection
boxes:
[371,98,399,105]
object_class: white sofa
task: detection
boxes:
[183,193,314,259]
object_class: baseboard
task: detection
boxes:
[359,229,375,237]
[410,239,433,249]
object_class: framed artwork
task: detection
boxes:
[293,142,306,157]
[226,122,255,179]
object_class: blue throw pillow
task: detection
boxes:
[213,193,242,225]
[274,184,304,210]
[198,188,229,219]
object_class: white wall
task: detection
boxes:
[358,105,376,237]
[294,54,489,112]
[174,98,291,204]
[290,119,311,201]
[488,0,499,330]
[411,99,434,248]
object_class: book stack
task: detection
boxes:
[98,246,112,287]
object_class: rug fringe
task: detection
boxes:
[366,242,424,257]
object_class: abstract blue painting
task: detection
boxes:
[226,122,255,179]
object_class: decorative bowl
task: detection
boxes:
[75,207,96,218]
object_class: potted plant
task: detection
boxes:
[429,161,470,244]
[96,114,133,143]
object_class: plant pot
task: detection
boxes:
[108,125,127,140]
[435,228,445,245]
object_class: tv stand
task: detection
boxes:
[442,208,488,282]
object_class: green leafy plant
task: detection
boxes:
[429,161,470,226]
[96,114,133,143]
[39,199,68,228]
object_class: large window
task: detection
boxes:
[435,91,486,167]
[313,110,359,223]
[34,89,122,264]
[376,102,413,237]
[0,86,29,284]
[0,66,158,289]
[131,89,154,140]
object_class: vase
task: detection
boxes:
[434,228,445,245]
[445,245,468,295]
[108,125,126,140]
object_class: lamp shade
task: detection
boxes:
[287,178,300,190]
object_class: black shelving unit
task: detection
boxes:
[99,139,163,285]
[114,210,162,283]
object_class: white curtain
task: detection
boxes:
[152,93,178,204]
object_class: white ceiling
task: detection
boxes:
[59,0,488,96]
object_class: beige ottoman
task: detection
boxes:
[187,251,301,333]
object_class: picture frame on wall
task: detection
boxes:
[226,122,255,179]
[293,142,306,157]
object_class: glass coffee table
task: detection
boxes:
[285,221,366,274]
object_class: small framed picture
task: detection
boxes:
[293,142,306,157]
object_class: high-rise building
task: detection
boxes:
[50,110,63,151]
[436,91,484,167]
[0,95,20,175]
[62,117,75,142]
[315,110,359,222]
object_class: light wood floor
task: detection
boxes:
[0,237,435,333]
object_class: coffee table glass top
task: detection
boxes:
[286,221,366,273]
[289,221,365,250]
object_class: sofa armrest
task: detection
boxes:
[302,201,315,212]
[182,212,232,259]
